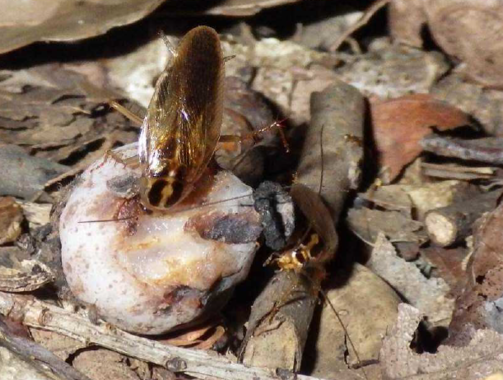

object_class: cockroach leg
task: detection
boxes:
[96,149,139,171]
[108,100,143,127]
[219,119,289,152]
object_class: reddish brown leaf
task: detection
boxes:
[421,246,468,295]
[371,94,469,181]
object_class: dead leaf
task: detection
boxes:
[160,319,226,349]
[388,0,426,47]
[30,329,86,361]
[381,303,503,379]
[307,264,400,377]
[367,233,454,325]
[390,0,503,88]
[347,208,427,245]
[0,145,69,200]
[73,349,144,380]
[432,73,503,136]
[0,259,54,292]
[0,197,23,245]
[371,94,470,182]
[421,246,468,295]
[448,201,503,345]
[0,0,166,54]
[165,0,303,17]
[17,201,51,227]
[336,41,449,99]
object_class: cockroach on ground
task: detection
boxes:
[263,126,368,380]
[106,26,288,214]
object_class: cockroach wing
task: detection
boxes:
[138,26,224,184]
[290,183,338,262]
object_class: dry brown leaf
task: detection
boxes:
[367,233,454,325]
[193,326,226,350]
[388,0,426,47]
[72,349,143,380]
[0,259,54,292]
[0,197,23,245]
[448,200,503,345]
[371,94,470,182]
[30,329,87,361]
[0,0,166,54]
[389,0,503,88]
[421,246,468,294]
[336,41,449,99]
[432,73,503,136]
[347,208,427,245]
[166,0,302,16]
[307,264,400,378]
[382,303,503,379]
[161,320,225,350]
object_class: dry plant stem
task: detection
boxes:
[240,270,318,372]
[329,0,391,52]
[421,134,503,165]
[0,318,91,380]
[0,292,326,380]
[425,190,503,247]
[296,80,365,215]
[240,80,364,371]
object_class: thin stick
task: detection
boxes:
[0,318,91,380]
[0,292,327,380]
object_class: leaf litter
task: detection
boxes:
[2,1,503,380]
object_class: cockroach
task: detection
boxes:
[267,126,368,380]
[106,26,288,214]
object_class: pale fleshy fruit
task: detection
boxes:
[60,143,262,334]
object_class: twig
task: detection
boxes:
[421,134,503,164]
[240,80,365,373]
[0,292,327,380]
[0,317,91,380]
[425,190,503,247]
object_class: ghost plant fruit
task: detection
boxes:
[59,143,262,334]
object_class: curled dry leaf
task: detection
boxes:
[0,259,55,292]
[0,197,23,245]
[367,233,454,325]
[448,200,503,345]
[371,94,470,182]
[221,37,336,125]
[432,73,503,136]
[382,303,503,379]
[0,0,166,54]
[161,319,226,349]
[359,180,473,221]
[389,0,503,87]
